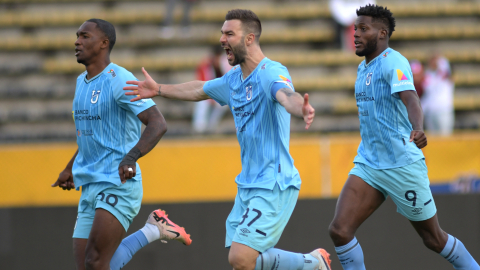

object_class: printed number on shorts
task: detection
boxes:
[97,192,118,207]
[239,208,262,227]
[405,190,417,206]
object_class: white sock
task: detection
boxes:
[139,223,160,243]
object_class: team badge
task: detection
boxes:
[246,85,252,101]
[366,72,373,85]
[91,90,101,104]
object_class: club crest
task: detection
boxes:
[91,90,101,104]
[246,85,252,101]
[366,72,373,86]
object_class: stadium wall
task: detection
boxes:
[1,134,480,207]
[1,195,479,270]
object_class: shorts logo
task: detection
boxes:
[412,207,423,215]
[91,90,101,104]
[366,72,373,85]
[246,85,253,101]
[240,228,251,234]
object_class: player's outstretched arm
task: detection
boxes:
[124,67,210,102]
[51,149,77,190]
[400,90,427,149]
[118,106,167,183]
[276,88,315,129]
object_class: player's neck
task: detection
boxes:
[85,57,111,80]
[365,44,389,64]
[240,48,265,79]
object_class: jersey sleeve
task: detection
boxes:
[383,55,416,95]
[264,66,295,102]
[111,71,156,115]
[203,75,230,106]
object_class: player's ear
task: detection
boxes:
[245,33,255,46]
[101,38,109,50]
[379,28,388,40]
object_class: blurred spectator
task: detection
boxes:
[329,0,375,51]
[160,0,198,39]
[421,54,455,136]
[410,59,425,98]
[192,46,231,134]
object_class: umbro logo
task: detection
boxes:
[240,228,251,234]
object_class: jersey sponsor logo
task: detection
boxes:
[366,72,373,85]
[261,64,266,70]
[76,129,93,136]
[358,109,369,116]
[91,90,101,104]
[279,75,291,83]
[74,110,102,121]
[396,70,409,81]
[383,52,389,58]
[356,92,375,102]
[246,85,253,101]
[107,69,116,78]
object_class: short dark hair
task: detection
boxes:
[225,9,262,43]
[356,4,396,38]
[86,18,116,52]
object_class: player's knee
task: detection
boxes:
[84,249,105,270]
[329,221,353,244]
[421,234,445,253]
[228,251,255,270]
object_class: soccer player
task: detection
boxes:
[51,19,191,270]
[328,5,480,270]
[124,9,332,270]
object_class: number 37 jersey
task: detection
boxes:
[72,63,155,189]
[354,48,424,169]
[203,58,301,191]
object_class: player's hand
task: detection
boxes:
[302,93,315,130]
[123,67,159,102]
[118,165,136,184]
[410,130,427,149]
[52,169,75,191]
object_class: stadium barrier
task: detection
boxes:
[2,133,480,208]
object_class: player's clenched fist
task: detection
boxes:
[409,130,427,149]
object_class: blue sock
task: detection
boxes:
[335,237,366,270]
[110,230,149,270]
[440,234,480,270]
[255,248,319,270]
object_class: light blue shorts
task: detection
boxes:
[225,183,299,253]
[72,180,143,239]
[349,159,437,221]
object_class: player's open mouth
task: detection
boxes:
[75,49,81,56]
[224,48,233,60]
[354,41,362,48]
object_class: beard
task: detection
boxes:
[229,42,247,66]
[355,34,378,57]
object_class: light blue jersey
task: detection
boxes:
[354,48,424,169]
[204,58,300,190]
[72,63,155,189]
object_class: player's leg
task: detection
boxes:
[388,159,479,269]
[84,208,126,270]
[411,215,479,269]
[329,164,387,270]
[110,209,192,270]
[227,185,331,270]
[73,238,88,270]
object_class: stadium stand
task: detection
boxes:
[1,0,480,143]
